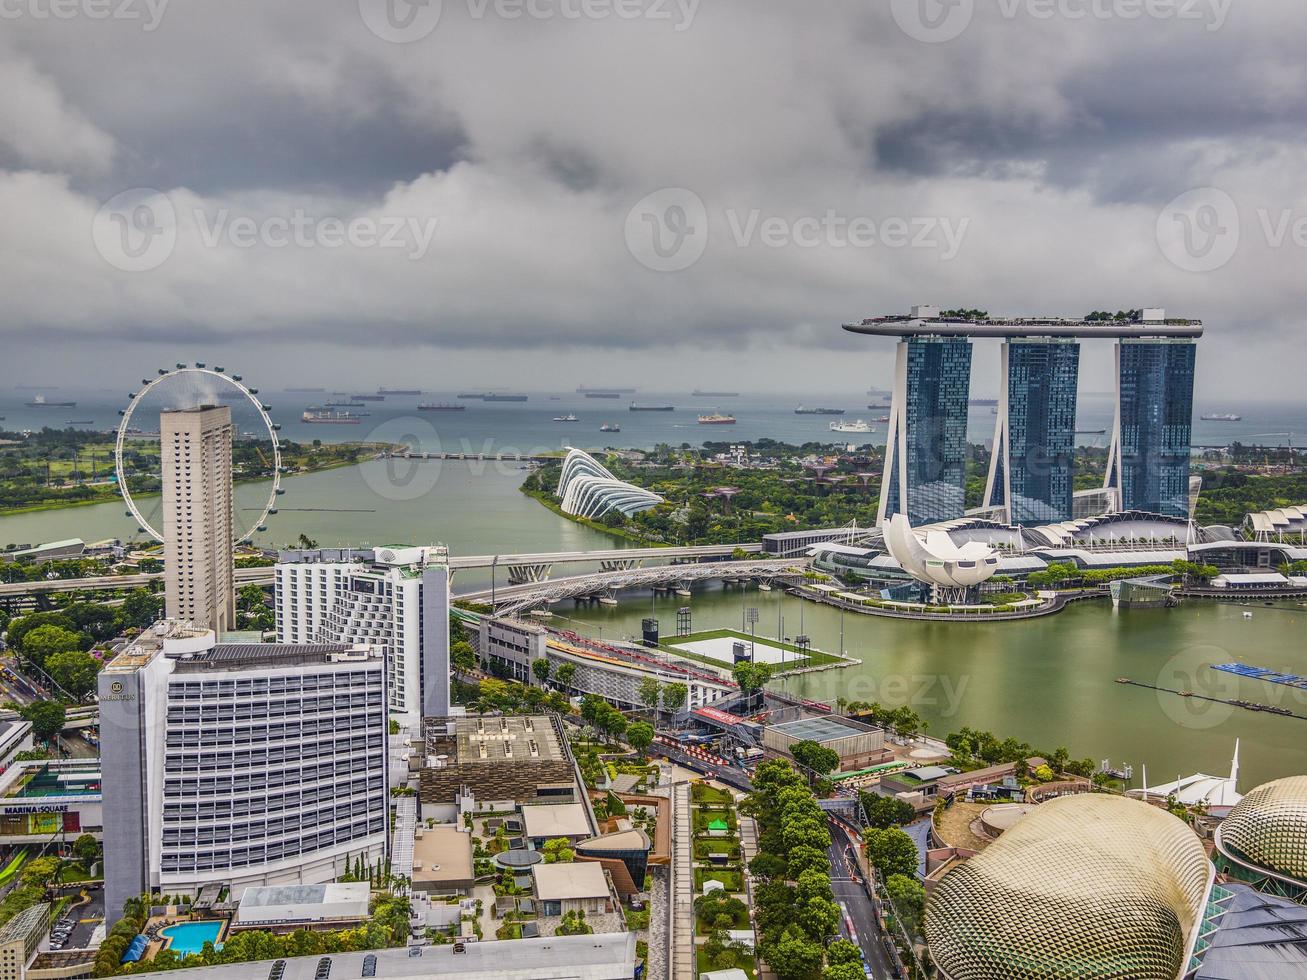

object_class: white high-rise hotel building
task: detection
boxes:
[161,406,236,633]
[275,546,452,721]
[99,623,389,923]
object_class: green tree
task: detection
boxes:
[732,661,773,706]
[73,833,101,867]
[18,624,83,672]
[119,588,164,628]
[541,838,575,864]
[885,873,926,937]
[556,909,593,935]
[763,923,825,980]
[637,677,662,718]
[554,662,577,691]
[626,721,654,756]
[860,792,916,830]
[864,827,918,880]
[45,648,101,700]
[660,681,688,717]
[531,658,552,686]
[790,740,841,780]
[22,701,66,744]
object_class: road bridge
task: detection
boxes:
[459,558,807,616]
[0,544,764,602]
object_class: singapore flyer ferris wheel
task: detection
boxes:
[115,364,283,544]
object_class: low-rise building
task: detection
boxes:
[532,862,618,918]
[0,903,50,980]
[0,761,101,847]
[521,803,593,846]
[762,715,892,772]
[0,719,34,775]
[410,825,475,896]
[418,715,582,817]
[232,883,371,933]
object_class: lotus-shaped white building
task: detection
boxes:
[556,448,663,520]
[884,513,1000,601]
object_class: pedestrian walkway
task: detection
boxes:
[670,781,695,980]
[738,814,775,979]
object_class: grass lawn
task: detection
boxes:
[694,868,744,893]
[693,839,742,861]
[696,948,757,978]
[661,628,845,669]
[691,784,735,806]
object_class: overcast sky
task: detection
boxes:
[3,0,1305,397]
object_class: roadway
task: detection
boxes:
[0,544,765,600]
[828,820,901,980]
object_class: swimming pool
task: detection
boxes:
[160,920,224,957]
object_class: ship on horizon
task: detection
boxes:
[484,393,528,402]
[795,406,845,415]
[351,394,386,401]
[698,413,736,424]
[418,403,465,411]
[584,391,622,399]
[1201,413,1242,422]
[578,385,636,394]
[25,394,77,408]
[830,419,873,433]
[303,410,361,424]
[630,403,674,411]
[379,388,422,396]
[692,390,738,397]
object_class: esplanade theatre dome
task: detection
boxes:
[1218,775,1307,883]
[926,795,1212,980]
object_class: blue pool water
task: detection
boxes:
[160,921,223,957]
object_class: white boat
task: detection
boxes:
[830,419,873,433]
[553,414,579,422]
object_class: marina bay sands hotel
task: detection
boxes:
[843,306,1202,528]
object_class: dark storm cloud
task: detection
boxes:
[2,0,1307,395]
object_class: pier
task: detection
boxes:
[1115,677,1307,721]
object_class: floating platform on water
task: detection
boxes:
[1212,663,1307,690]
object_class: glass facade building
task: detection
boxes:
[985,339,1080,524]
[879,337,973,526]
[1108,339,1197,518]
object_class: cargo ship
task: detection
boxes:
[326,400,365,408]
[630,403,674,412]
[599,423,621,432]
[692,390,738,397]
[25,395,77,408]
[484,393,528,402]
[457,393,485,399]
[351,394,386,402]
[1201,413,1242,422]
[795,406,845,415]
[552,414,579,422]
[303,410,361,424]
[379,388,422,396]
[698,413,736,425]
[578,386,636,394]
[584,391,622,399]
[418,403,465,411]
